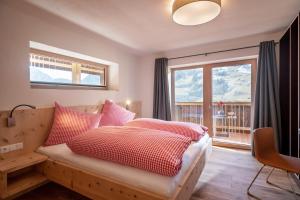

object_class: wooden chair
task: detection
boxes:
[248,127,300,199]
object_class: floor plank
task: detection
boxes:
[17,147,300,200]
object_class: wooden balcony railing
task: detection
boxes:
[175,102,251,135]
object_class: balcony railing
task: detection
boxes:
[175,102,252,144]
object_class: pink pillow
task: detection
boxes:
[125,118,208,141]
[44,102,102,146]
[100,100,135,126]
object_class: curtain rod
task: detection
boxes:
[168,42,279,60]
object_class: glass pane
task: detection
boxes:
[174,68,203,124]
[212,64,251,102]
[80,64,105,86]
[80,72,103,86]
[30,66,72,84]
[175,68,203,102]
[212,64,252,145]
[30,53,72,84]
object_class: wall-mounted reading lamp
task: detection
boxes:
[125,100,131,110]
[7,104,36,127]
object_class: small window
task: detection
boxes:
[29,50,107,88]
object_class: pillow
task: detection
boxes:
[125,118,208,141]
[44,102,102,146]
[100,100,135,126]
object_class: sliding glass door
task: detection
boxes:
[170,59,256,147]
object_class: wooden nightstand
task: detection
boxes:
[0,152,48,199]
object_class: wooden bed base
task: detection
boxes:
[36,138,212,200]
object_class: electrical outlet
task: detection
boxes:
[0,145,10,153]
[0,143,23,153]
[15,142,23,150]
[9,144,16,151]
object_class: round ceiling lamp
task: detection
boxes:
[172,0,221,26]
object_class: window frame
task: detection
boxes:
[29,48,108,90]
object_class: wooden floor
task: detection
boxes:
[17,147,300,200]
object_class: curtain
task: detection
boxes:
[253,40,282,154]
[153,58,171,121]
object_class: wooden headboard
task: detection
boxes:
[0,102,141,160]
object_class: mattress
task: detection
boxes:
[37,133,211,198]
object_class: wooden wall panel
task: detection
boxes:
[290,17,299,158]
[279,14,300,162]
[279,29,291,155]
[298,13,300,161]
[0,102,141,160]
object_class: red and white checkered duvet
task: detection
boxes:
[125,118,207,141]
[67,126,192,176]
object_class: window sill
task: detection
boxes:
[30,82,108,90]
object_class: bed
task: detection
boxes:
[36,133,212,200]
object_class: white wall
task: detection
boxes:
[0,1,139,111]
[136,54,159,118]
[0,0,285,116]
[137,31,283,117]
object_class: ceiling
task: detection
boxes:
[26,0,300,53]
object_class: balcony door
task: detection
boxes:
[170,59,257,148]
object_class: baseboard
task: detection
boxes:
[212,140,251,150]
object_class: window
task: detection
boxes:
[29,50,107,88]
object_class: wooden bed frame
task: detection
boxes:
[37,138,212,200]
[0,103,212,199]
[0,102,141,160]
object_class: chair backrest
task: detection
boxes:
[253,127,277,160]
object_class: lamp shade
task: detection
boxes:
[172,0,221,26]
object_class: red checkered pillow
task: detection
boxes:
[125,118,207,141]
[44,102,102,146]
[100,100,135,126]
[67,126,191,176]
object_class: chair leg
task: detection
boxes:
[247,165,265,200]
[266,168,300,196]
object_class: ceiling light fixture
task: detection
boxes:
[172,0,221,26]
